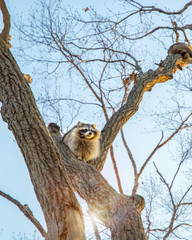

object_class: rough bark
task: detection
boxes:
[0,41,85,240]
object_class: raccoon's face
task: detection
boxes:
[76,122,99,140]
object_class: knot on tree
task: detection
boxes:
[109,194,145,219]
[130,194,145,214]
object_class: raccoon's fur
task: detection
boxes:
[168,43,192,69]
[63,122,100,162]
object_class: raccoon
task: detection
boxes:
[168,43,192,69]
[62,122,100,162]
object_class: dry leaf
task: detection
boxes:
[84,7,89,12]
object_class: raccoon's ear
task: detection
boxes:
[93,124,97,129]
[77,121,83,127]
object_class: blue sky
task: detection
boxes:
[0,0,191,239]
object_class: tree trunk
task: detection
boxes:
[0,41,85,240]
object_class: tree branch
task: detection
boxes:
[48,123,146,239]
[124,0,192,15]
[153,163,175,208]
[120,128,138,195]
[0,0,10,43]
[0,190,47,237]
[139,113,192,183]
[99,54,188,169]
[110,145,124,194]
[153,163,177,239]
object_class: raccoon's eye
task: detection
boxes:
[79,129,88,134]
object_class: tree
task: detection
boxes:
[0,0,192,239]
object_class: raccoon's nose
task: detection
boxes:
[85,131,93,138]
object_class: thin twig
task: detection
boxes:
[110,146,124,194]
[153,162,175,208]
[153,163,177,240]
[125,1,192,15]
[139,113,192,179]
[124,24,192,41]
[120,129,138,195]
[138,132,164,178]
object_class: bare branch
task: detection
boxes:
[170,144,192,190]
[172,223,192,231]
[110,146,124,194]
[50,29,102,104]
[100,54,187,166]
[0,190,46,237]
[158,113,192,149]
[172,21,180,43]
[124,1,192,15]
[138,113,191,179]
[124,24,192,41]
[0,0,10,43]
[147,1,192,15]
[153,163,177,239]
[178,185,192,206]
[153,163,175,208]
[138,132,164,179]
[95,60,124,194]
[120,129,138,195]
[38,97,102,108]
